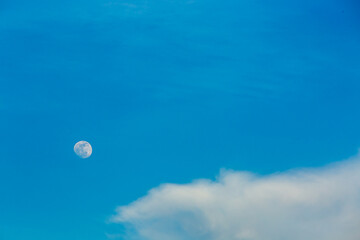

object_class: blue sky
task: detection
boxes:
[1,0,360,239]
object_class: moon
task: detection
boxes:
[74,141,92,158]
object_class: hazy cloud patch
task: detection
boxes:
[111,153,360,240]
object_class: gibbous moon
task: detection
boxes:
[74,141,92,158]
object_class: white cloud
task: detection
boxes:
[111,154,360,240]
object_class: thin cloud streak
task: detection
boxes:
[111,153,360,240]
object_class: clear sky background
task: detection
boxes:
[1,0,360,239]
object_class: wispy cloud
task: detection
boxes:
[111,153,360,240]
[105,233,123,239]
